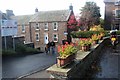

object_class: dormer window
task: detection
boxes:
[53,22,58,30]
[44,23,48,30]
[35,23,39,30]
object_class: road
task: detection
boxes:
[2,53,57,79]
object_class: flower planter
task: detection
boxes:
[81,45,91,51]
[57,54,75,67]
[93,40,99,45]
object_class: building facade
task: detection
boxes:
[104,0,120,30]
[11,15,33,43]
[10,5,76,51]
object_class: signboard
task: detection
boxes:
[1,20,17,36]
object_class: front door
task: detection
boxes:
[44,33,48,44]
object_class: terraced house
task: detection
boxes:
[11,15,33,43]
[104,0,120,30]
[11,5,77,51]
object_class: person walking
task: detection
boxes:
[50,40,55,54]
[45,41,51,54]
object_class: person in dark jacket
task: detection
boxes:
[50,40,55,54]
[45,41,51,54]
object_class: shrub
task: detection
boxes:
[26,47,39,53]
[15,44,27,54]
[15,44,40,54]
[89,25,104,32]
[71,31,103,38]
[78,38,92,46]
[116,30,120,35]
[2,49,16,56]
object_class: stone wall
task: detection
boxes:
[46,38,111,79]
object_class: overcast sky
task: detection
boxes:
[0,0,105,18]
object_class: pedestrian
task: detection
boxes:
[45,41,51,54]
[50,40,55,54]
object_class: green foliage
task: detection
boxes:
[2,49,16,56]
[2,44,40,56]
[116,30,120,35]
[71,31,102,38]
[100,18,104,27]
[15,44,27,53]
[102,30,120,37]
[26,47,39,53]
[58,44,78,58]
[80,1,101,30]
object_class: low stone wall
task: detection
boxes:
[46,38,111,79]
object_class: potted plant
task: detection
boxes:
[78,38,92,51]
[57,43,78,67]
[91,34,99,44]
[99,32,105,40]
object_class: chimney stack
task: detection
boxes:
[35,8,38,13]
[6,10,14,17]
[69,3,73,11]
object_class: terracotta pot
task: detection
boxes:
[57,54,75,67]
[93,40,99,45]
[81,45,91,51]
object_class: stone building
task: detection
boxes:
[11,15,33,43]
[104,0,120,30]
[10,5,77,51]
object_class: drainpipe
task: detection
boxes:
[29,23,32,42]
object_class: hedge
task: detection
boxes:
[71,30,120,38]
[71,31,104,38]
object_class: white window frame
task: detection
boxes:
[53,33,58,42]
[36,33,39,41]
[115,0,120,5]
[22,24,25,33]
[44,23,48,30]
[115,9,120,19]
[35,23,39,30]
[53,22,58,30]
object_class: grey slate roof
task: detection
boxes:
[30,10,71,22]
[104,0,115,3]
[10,9,71,25]
[10,15,33,25]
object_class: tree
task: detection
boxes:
[100,18,104,27]
[80,2,101,30]
[67,14,77,31]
